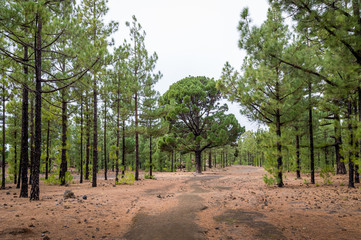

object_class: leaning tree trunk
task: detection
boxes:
[30,13,42,201]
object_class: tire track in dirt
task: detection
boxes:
[123,176,220,240]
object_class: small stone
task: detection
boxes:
[82,195,87,200]
[6,192,10,195]
[64,190,75,200]
[43,236,50,240]
[29,224,35,228]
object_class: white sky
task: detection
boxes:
[105,0,269,131]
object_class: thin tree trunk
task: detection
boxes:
[29,97,34,185]
[1,87,6,189]
[14,121,17,185]
[30,13,42,200]
[92,76,98,187]
[334,114,346,174]
[19,86,29,197]
[122,120,126,177]
[116,92,120,183]
[348,99,355,188]
[149,136,153,177]
[45,120,50,180]
[208,150,212,169]
[85,104,90,180]
[296,134,301,179]
[135,92,139,180]
[276,108,284,187]
[59,91,67,186]
[308,80,315,184]
[80,96,83,183]
[104,98,107,180]
[171,150,174,172]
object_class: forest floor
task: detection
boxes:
[1,165,361,240]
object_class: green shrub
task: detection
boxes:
[116,172,135,185]
[263,174,276,186]
[144,174,156,179]
[44,171,73,185]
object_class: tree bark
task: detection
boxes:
[296,134,301,179]
[149,136,153,177]
[59,90,67,186]
[122,120,126,177]
[334,114,346,174]
[45,120,50,180]
[80,95,83,183]
[14,121,17,185]
[208,150,212,169]
[85,101,90,180]
[30,13,42,200]
[116,91,120,183]
[135,92,139,180]
[19,86,29,197]
[195,150,202,174]
[276,108,284,187]
[308,79,315,184]
[92,76,98,187]
[29,97,34,185]
[348,99,355,188]
[104,98,107,180]
[1,86,6,189]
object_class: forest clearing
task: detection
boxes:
[1,165,361,240]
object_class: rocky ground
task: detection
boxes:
[0,165,361,240]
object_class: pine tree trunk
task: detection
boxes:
[135,92,139,180]
[348,99,355,188]
[104,98,107,180]
[296,134,301,179]
[334,114,346,174]
[308,80,315,184]
[122,120,126,177]
[59,91,67,186]
[29,97,34,185]
[45,120,50,180]
[92,76,98,187]
[1,87,5,189]
[149,136,153,177]
[356,87,361,183]
[85,103,90,180]
[171,150,174,172]
[208,151,212,169]
[80,96,83,183]
[14,122,17,185]
[195,150,202,174]
[30,13,42,200]
[20,85,29,197]
[276,108,284,187]
[116,92,120,183]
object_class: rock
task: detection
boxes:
[82,195,87,200]
[43,236,50,240]
[6,192,10,195]
[64,190,75,199]
[29,224,35,228]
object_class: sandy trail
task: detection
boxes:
[1,165,361,240]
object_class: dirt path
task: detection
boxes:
[124,175,221,240]
[1,165,361,240]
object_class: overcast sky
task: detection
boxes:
[104,0,269,131]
